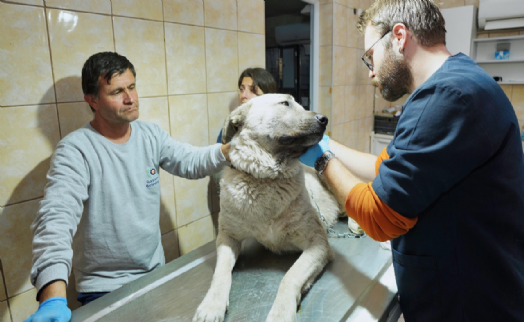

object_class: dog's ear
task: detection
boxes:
[221,101,251,144]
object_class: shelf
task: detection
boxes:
[476,59,524,64]
[472,35,524,84]
[498,81,524,85]
[473,35,524,43]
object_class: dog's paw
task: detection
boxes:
[348,217,364,235]
[192,297,227,322]
[265,300,297,322]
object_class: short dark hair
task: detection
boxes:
[357,0,446,47]
[238,68,277,94]
[82,52,136,111]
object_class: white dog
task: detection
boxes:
[193,94,360,322]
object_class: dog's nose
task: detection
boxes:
[315,114,328,125]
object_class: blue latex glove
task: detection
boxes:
[24,297,71,322]
[299,134,330,167]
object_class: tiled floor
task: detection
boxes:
[398,314,405,322]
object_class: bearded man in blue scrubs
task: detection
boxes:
[299,0,524,321]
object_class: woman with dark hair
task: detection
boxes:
[237,67,277,104]
[217,67,277,143]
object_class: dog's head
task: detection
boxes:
[223,94,328,178]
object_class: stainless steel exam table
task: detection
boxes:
[71,220,400,322]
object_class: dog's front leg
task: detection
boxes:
[193,232,241,322]
[266,239,332,322]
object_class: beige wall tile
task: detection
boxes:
[138,97,178,233]
[204,0,237,30]
[333,3,348,46]
[365,85,375,116]
[347,119,358,149]
[347,7,360,48]
[499,84,513,102]
[331,86,345,125]
[174,177,211,227]
[374,90,391,112]
[163,0,204,25]
[57,102,93,138]
[114,17,167,97]
[7,0,42,5]
[359,0,373,10]
[0,105,60,206]
[8,288,38,322]
[0,268,6,301]
[357,49,372,85]
[346,47,359,85]
[355,84,366,120]
[0,300,10,322]
[237,0,265,34]
[513,85,524,120]
[161,229,180,263]
[47,9,114,103]
[165,23,206,95]
[345,85,357,122]
[347,0,359,9]
[319,46,333,86]
[138,96,170,132]
[207,92,240,144]
[333,46,347,86]
[45,0,111,14]
[178,215,214,255]
[168,94,209,146]
[0,200,40,298]
[342,121,355,148]
[465,0,479,6]
[205,28,239,92]
[111,0,163,21]
[319,3,333,46]
[238,32,266,74]
[356,117,369,152]
[318,86,332,122]
[437,0,465,9]
[331,123,344,143]
[0,3,54,106]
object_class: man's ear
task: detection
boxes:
[221,101,252,144]
[84,94,98,111]
[392,23,408,53]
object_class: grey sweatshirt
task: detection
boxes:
[30,120,227,293]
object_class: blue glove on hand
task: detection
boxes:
[24,297,71,322]
[299,134,330,167]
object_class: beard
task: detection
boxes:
[372,46,414,102]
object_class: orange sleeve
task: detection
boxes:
[345,183,417,241]
[375,147,389,176]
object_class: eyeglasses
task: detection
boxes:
[361,30,391,71]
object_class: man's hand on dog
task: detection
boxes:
[221,142,232,162]
[299,134,330,167]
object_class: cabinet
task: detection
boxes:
[370,132,393,156]
[471,35,524,84]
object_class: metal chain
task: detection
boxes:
[309,189,366,239]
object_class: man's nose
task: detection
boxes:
[123,90,134,103]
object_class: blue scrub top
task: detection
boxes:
[373,54,524,321]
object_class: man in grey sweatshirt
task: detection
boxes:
[25,52,231,322]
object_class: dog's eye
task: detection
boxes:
[279,101,290,106]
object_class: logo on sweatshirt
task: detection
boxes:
[146,167,159,188]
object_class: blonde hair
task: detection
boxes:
[357,0,446,47]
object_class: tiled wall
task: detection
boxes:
[326,0,524,149]
[320,0,376,153]
[0,0,264,320]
